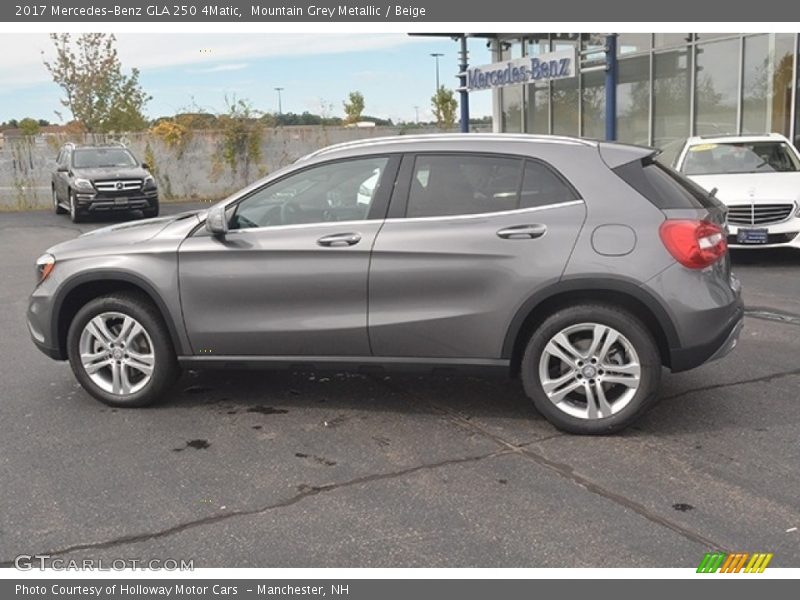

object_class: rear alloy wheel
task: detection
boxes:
[521,304,661,434]
[68,189,83,223]
[53,188,66,214]
[67,293,179,407]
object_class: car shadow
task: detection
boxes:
[729,248,799,266]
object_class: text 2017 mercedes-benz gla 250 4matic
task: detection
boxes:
[28,135,743,434]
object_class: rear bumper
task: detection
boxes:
[669,299,744,372]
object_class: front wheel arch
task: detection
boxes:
[53,274,185,361]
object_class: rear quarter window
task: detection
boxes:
[613,158,721,210]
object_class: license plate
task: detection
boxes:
[114,197,129,206]
[736,228,768,244]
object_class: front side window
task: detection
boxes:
[406,155,522,218]
[681,141,800,175]
[72,148,137,169]
[232,156,389,230]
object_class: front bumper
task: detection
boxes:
[75,189,158,212]
[726,218,800,249]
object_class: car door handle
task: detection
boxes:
[317,232,362,247]
[496,224,547,239]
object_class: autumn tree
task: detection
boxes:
[343,91,365,124]
[43,33,150,133]
[431,86,458,130]
[18,118,41,136]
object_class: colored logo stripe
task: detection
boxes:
[697,552,773,573]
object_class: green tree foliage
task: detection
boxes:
[18,118,41,136]
[343,91,365,124]
[431,86,458,130]
[218,97,263,183]
[43,33,150,133]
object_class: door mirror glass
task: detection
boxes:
[205,204,229,236]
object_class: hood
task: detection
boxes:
[71,166,149,180]
[687,172,800,205]
[47,210,203,258]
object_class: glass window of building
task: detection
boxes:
[498,40,524,133]
[653,48,691,149]
[618,33,651,56]
[581,69,605,139]
[617,55,650,145]
[742,33,795,137]
[695,38,740,136]
[551,36,580,135]
[654,33,691,48]
[525,84,549,134]
[694,33,738,41]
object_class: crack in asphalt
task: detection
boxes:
[422,402,731,553]
[745,307,800,327]
[0,448,510,566]
[661,367,800,401]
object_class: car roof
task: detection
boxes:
[61,142,129,150]
[684,133,789,145]
[298,133,601,162]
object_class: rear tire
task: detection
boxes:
[66,292,179,408]
[520,303,661,435]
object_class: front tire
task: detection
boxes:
[142,202,159,219]
[66,292,179,407]
[53,187,66,214]
[520,303,661,435]
[68,189,84,223]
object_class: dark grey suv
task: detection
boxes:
[52,142,159,222]
[28,135,743,434]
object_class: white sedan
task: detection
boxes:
[673,133,800,249]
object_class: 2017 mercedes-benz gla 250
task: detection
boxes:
[28,135,744,434]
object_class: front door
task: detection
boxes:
[178,155,397,357]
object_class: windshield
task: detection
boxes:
[72,148,137,169]
[681,141,800,175]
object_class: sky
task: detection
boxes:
[0,33,493,124]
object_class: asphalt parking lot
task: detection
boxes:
[1,204,799,568]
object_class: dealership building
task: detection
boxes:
[466,33,799,158]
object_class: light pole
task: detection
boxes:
[413,105,420,124]
[274,87,284,115]
[430,52,444,92]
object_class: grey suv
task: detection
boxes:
[52,142,159,222]
[28,135,743,434]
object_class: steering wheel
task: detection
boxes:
[280,201,302,225]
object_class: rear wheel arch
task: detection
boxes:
[504,279,679,376]
[52,272,184,360]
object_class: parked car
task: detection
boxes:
[672,133,800,249]
[52,142,159,222]
[28,134,743,434]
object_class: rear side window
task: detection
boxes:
[520,160,579,208]
[407,155,521,218]
[405,154,578,218]
[613,158,720,209]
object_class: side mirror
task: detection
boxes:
[141,162,150,170]
[205,204,229,236]
[57,165,69,173]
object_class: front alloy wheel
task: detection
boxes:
[67,292,178,407]
[79,312,155,395]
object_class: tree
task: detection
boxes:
[18,118,40,136]
[343,91,365,124]
[217,97,263,184]
[431,86,458,130]
[43,33,151,133]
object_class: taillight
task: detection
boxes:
[659,219,727,269]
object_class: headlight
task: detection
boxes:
[143,174,156,188]
[73,178,94,191]
[35,253,55,285]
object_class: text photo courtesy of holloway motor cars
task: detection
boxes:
[1,2,800,591]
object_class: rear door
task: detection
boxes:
[368,153,587,359]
